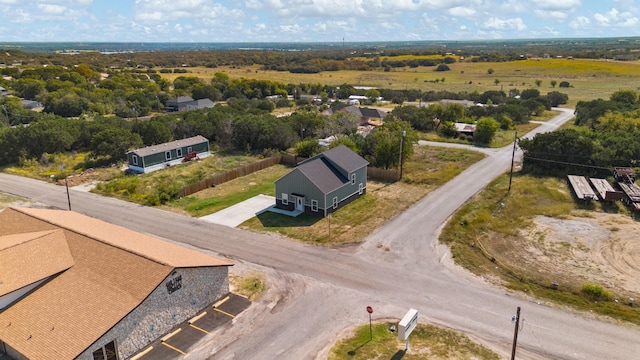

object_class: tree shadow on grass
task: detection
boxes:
[254,211,322,228]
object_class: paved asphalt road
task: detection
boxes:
[2,108,640,359]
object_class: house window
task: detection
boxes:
[332,197,338,209]
[351,173,356,185]
[92,340,118,360]
[311,200,318,212]
[165,151,171,161]
[359,183,364,195]
[282,193,288,205]
[132,155,138,166]
[177,148,183,158]
[187,146,193,154]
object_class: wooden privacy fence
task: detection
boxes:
[368,167,401,182]
[178,154,401,198]
[178,156,282,197]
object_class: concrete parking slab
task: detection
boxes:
[199,194,275,227]
[133,293,251,360]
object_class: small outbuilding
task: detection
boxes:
[274,146,369,217]
[127,135,211,173]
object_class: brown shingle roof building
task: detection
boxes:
[0,207,232,360]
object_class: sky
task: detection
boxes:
[0,0,638,43]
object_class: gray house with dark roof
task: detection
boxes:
[274,146,368,217]
[126,135,210,173]
[322,105,387,126]
[166,96,215,112]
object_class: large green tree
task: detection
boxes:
[473,117,500,145]
[90,127,143,161]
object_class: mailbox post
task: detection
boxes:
[398,309,418,351]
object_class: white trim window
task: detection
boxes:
[177,148,183,158]
[187,146,193,154]
[311,200,318,212]
[332,196,338,209]
[132,155,138,165]
[359,183,364,195]
[282,193,289,205]
[351,173,356,185]
[165,151,172,160]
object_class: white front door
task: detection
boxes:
[295,197,304,211]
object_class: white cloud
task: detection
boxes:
[594,7,638,27]
[38,4,67,15]
[534,10,570,20]
[448,6,475,17]
[483,17,527,31]
[569,15,590,29]
[529,0,581,10]
[134,0,244,22]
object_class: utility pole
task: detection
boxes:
[511,306,521,360]
[399,128,406,179]
[508,130,517,193]
[60,166,71,211]
[2,104,9,125]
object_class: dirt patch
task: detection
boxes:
[518,214,640,295]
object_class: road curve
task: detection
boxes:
[1,108,639,360]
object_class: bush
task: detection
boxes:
[435,64,450,72]
[581,284,612,301]
[559,81,571,88]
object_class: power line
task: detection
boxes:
[523,156,618,171]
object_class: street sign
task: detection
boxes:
[366,306,373,314]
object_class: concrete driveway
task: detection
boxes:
[199,194,275,227]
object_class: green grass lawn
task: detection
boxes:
[329,322,499,360]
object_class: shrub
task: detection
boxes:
[581,284,612,301]
[435,64,450,72]
[559,81,571,88]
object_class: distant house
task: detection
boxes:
[20,99,43,111]
[126,135,211,173]
[441,99,475,108]
[166,96,215,112]
[323,104,387,126]
[274,145,369,217]
[454,122,476,137]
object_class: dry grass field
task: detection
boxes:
[166,57,640,106]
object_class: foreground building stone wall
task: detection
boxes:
[76,266,229,360]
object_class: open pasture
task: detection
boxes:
[174,58,640,106]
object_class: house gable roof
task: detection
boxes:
[311,145,369,174]
[292,146,368,194]
[296,157,347,194]
[0,230,74,297]
[0,207,232,360]
[359,107,387,119]
[12,207,230,268]
[167,96,194,105]
[323,105,387,120]
[128,135,209,158]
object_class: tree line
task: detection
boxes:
[520,90,640,177]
